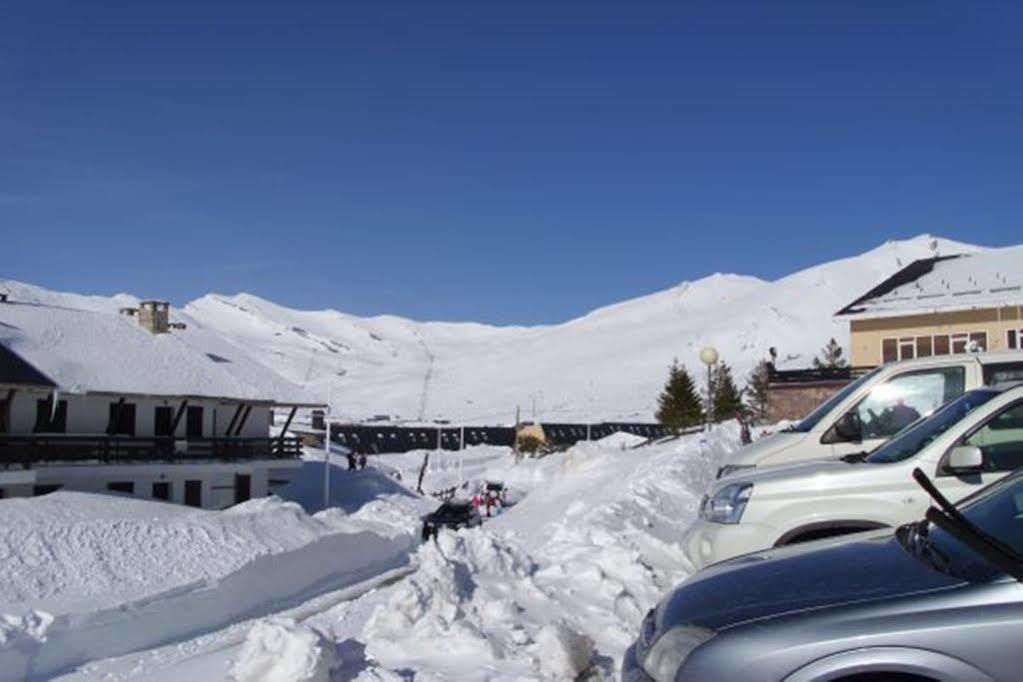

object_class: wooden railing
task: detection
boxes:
[0,435,302,467]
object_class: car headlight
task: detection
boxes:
[699,483,752,524]
[640,625,716,681]
[716,464,755,479]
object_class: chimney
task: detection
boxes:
[138,300,170,334]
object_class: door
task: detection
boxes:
[154,406,173,437]
[184,479,202,507]
[107,402,137,436]
[152,481,171,501]
[234,474,251,504]
[936,400,1023,503]
[826,366,967,457]
[186,406,204,440]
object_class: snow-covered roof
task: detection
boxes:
[835,245,1023,319]
[0,301,320,405]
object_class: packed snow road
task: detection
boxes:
[4,427,742,681]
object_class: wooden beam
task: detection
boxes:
[169,400,189,437]
[233,405,252,436]
[275,406,298,452]
[225,404,244,436]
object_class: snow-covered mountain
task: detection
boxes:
[1,235,979,423]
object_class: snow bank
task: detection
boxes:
[231,618,338,682]
[0,492,416,681]
[361,425,742,678]
[595,430,648,449]
[363,528,593,680]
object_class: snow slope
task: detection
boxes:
[1,234,980,423]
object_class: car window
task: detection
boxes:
[867,389,999,464]
[854,367,966,440]
[963,401,1023,473]
[983,362,1023,386]
[788,367,883,433]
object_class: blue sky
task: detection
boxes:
[2,1,1021,324]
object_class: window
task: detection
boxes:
[898,337,916,361]
[184,480,202,507]
[983,362,1023,386]
[107,481,135,494]
[152,482,171,501]
[1008,329,1021,350]
[0,397,7,434]
[186,406,204,439]
[963,401,1023,473]
[951,333,969,354]
[854,367,967,440]
[34,399,67,433]
[107,402,136,436]
[882,338,898,363]
[154,406,174,437]
[916,336,933,358]
[883,332,991,362]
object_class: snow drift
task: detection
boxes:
[0,492,416,681]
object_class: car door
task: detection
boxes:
[825,365,968,458]
[936,399,1023,504]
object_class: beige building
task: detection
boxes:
[836,247,1023,367]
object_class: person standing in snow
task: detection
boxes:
[358,454,367,470]
[346,453,357,471]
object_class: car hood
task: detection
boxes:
[659,532,964,632]
[718,432,806,469]
[709,458,861,495]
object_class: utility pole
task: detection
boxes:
[323,389,332,511]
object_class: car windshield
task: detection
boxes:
[786,367,883,433]
[866,389,1000,464]
[924,470,1023,581]
[437,504,470,518]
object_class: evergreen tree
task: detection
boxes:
[656,359,704,433]
[711,362,743,422]
[744,360,771,424]
[813,338,848,369]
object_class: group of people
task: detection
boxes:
[345,453,368,470]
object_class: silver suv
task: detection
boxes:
[624,467,1023,681]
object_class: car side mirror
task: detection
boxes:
[833,411,862,443]
[946,445,984,474]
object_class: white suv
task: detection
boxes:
[685,383,1023,570]
[717,352,1023,478]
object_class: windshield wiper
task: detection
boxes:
[912,468,1023,581]
[840,451,869,463]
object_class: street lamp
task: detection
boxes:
[699,346,719,430]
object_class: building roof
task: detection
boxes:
[835,245,1023,319]
[0,343,57,389]
[0,301,320,405]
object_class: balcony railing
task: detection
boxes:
[0,435,302,467]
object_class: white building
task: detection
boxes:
[0,297,322,509]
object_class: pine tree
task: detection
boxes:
[813,338,848,369]
[656,359,704,434]
[744,360,771,424]
[711,362,743,422]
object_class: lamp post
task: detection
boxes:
[699,346,719,430]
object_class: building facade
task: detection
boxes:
[836,247,1023,368]
[0,296,319,509]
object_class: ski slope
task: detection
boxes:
[1,235,978,424]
